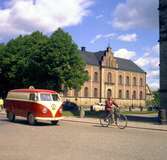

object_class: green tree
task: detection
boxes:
[152,90,160,105]
[28,28,88,91]
[0,29,88,94]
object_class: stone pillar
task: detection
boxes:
[80,106,85,118]
[159,0,167,124]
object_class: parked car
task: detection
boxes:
[62,101,79,111]
[91,102,105,111]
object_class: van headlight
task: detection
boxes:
[42,108,48,114]
[59,108,62,113]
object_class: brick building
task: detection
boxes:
[64,47,146,108]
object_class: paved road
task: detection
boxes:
[0,114,167,160]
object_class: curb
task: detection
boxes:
[62,118,167,132]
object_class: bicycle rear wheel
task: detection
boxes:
[115,114,127,129]
[99,112,110,127]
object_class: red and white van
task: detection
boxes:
[4,89,63,125]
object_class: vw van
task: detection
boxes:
[4,89,63,125]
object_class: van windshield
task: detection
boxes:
[40,94,52,101]
[40,93,60,101]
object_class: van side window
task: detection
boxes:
[52,94,60,101]
[29,94,35,101]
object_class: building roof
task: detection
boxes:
[80,50,145,73]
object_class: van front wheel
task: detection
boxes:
[7,112,15,122]
[27,113,36,125]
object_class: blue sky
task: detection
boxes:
[0,0,159,90]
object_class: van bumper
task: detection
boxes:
[35,116,64,121]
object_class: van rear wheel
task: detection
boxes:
[7,112,15,122]
[51,120,59,125]
[27,113,36,125]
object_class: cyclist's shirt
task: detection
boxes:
[105,100,113,111]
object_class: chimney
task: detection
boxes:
[81,46,86,52]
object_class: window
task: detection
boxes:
[126,76,130,85]
[108,72,112,83]
[133,77,137,86]
[74,90,78,97]
[94,72,98,82]
[119,75,123,85]
[52,94,60,101]
[40,94,52,101]
[118,90,122,99]
[85,70,90,81]
[132,91,136,99]
[84,87,88,97]
[107,89,112,98]
[29,94,35,101]
[126,90,129,99]
[140,78,143,86]
[94,88,98,98]
[29,93,38,101]
[139,91,143,100]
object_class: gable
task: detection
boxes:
[80,48,145,73]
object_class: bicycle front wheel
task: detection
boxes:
[99,112,110,127]
[115,114,127,129]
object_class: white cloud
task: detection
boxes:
[152,43,160,54]
[90,32,138,44]
[90,34,103,44]
[114,48,136,59]
[147,70,159,79]
[96,14,104,19]
[112,0,158,30]
[90,33,116,44]
[135,57,149,67]
[0,0,94,41]
[148,80,159,91]
[134,44,160,91]
[117,33,137,42]
[135,56,159,69]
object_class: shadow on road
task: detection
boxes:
[0,118,60,127]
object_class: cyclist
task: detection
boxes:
[105,96,119,121]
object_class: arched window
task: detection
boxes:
[119,75,123,85]
[94,72,98,82]
[126,76,130,85]
[126,90,129,99]
[132,91,136,99]
[108,72,112,83]
[140,78,143,86]
[84,87,88,97]
[74,89,78,97]
[94,88,98,98]
[85,70,90,81]
[139,91,143,100]
[133,77,137,86]
[118,90,122,99]
[107,89,112,98]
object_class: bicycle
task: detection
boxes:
[99,107,127,129]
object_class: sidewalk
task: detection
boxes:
[1,110,167,131]
[63,116,167,132]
